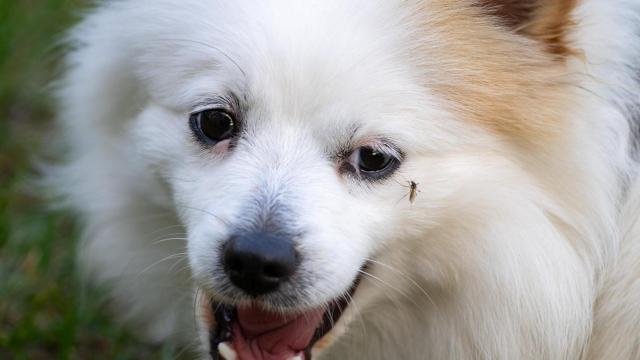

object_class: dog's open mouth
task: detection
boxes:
[208,274,362,360]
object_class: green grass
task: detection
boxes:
[0,2,181,358]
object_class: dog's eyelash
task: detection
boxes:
[365,142,404,162]
[191,94,241,114]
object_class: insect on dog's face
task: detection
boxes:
[126,0,553,357]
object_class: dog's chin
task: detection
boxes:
[200,274,363,360]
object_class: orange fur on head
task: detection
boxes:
[412,0,579,140]
[479,0,578,56]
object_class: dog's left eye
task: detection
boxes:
[190,109,236,145]
[347,146,400,180]
[358,147,393,173]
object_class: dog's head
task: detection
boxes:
[124,0,578,358]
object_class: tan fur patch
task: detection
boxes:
[478,0,578,56]
[526,0,578,57]
[477,0,536,28]
[412,0,579,140]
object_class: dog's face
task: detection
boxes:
[125,0,575,358]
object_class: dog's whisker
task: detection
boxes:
[358,270,407,297]
[193,287,203,336]
[168,256,190,273]
[341,290,368,340]
[153,38,247,79]
[355,271,399,303]
[174,263,195,276]
[325,299,336,331]
[358,269,422,311]
[138,252,189,275]
[365,258,438,309]
[359,275,407,316]
[147,223,187,237]
[151,236,189,246]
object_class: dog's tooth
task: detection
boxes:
[218,342,237,360]
[287,354,304,360]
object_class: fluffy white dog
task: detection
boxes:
[52,0,640,359]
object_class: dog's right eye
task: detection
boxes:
[190,109,236,145]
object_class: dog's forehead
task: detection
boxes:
[131,0,419,109]
[234,3,412,105]
[223,1,421,137]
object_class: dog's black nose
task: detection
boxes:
[223,233,298,296]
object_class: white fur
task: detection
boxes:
[52,0,640,358]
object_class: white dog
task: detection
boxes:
[52,0,640,359]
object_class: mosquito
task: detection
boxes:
[396,179,420,204]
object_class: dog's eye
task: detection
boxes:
[357,147,394,173]
[190,109,236,144]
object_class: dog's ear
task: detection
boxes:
[478,0,578,56]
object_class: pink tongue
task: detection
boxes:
[231,305,325,360]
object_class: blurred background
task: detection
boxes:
[1,1,179,358]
